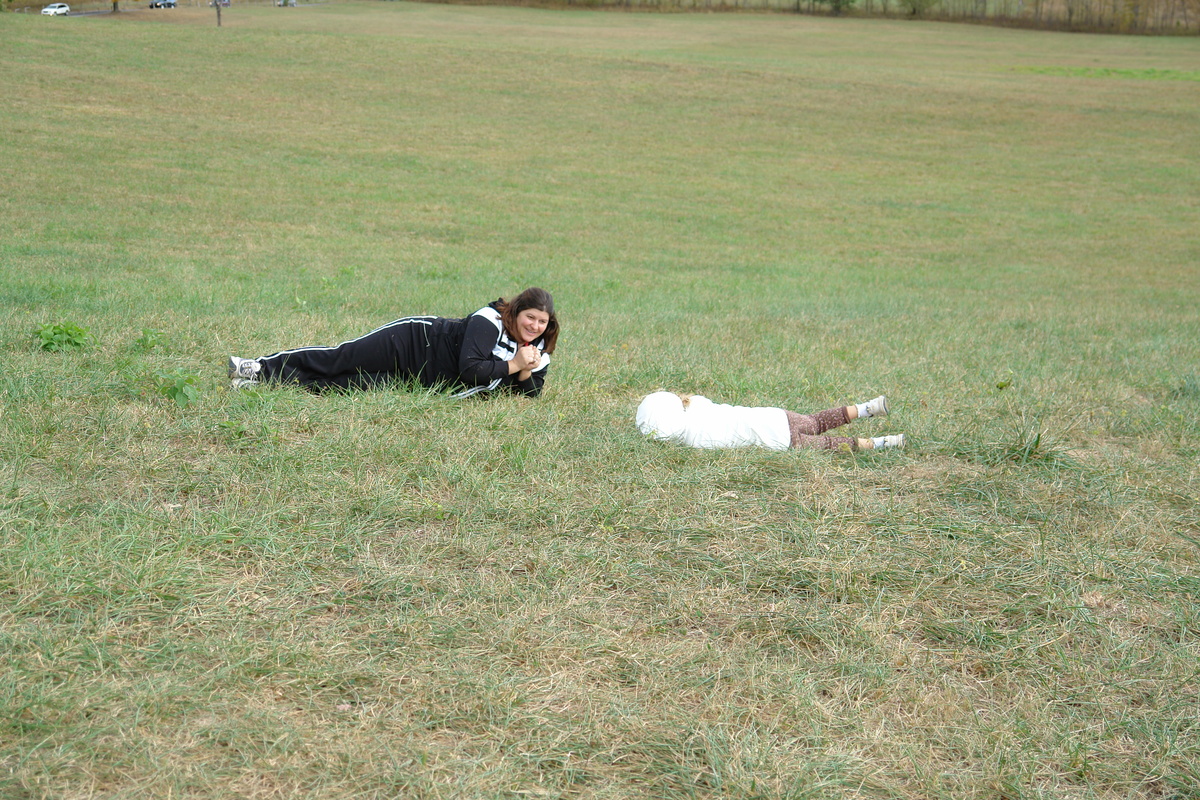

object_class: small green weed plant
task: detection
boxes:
[135,328,165,351]
[154,370,201,408]
[34,322,93,352]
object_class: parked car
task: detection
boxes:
[41,3,70,14]
[149,0,176,7]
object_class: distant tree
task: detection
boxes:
[1180,0,1200,29]
[820,0,858,12]
[897,0,938,13]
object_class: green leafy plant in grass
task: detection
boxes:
[155,370,201,408]
[34,322,94,352]
[134,328,165,351]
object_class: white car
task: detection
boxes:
[42,2,70,13]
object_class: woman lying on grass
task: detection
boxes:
[636,391,904,452]
[227,287,558,398]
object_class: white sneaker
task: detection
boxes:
[871,433,905,450]
[861,395,889,418]
[230,378,260,391]
[227,356,262,380]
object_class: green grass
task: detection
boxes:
[1015,66,1200,80]
[2,3,1200,798]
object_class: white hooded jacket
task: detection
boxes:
[635,392,791,451]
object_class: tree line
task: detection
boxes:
[555,0,1200,33]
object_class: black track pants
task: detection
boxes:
[255,316,438,391]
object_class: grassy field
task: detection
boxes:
[3,3,1200,798]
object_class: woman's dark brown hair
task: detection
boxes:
[497,287,559,354]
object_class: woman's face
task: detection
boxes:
[512,308,550,344]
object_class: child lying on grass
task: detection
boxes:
[636,392,904,452]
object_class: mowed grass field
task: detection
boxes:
[3,4,1200,798]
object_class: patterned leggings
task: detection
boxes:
[786,407,857,451]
